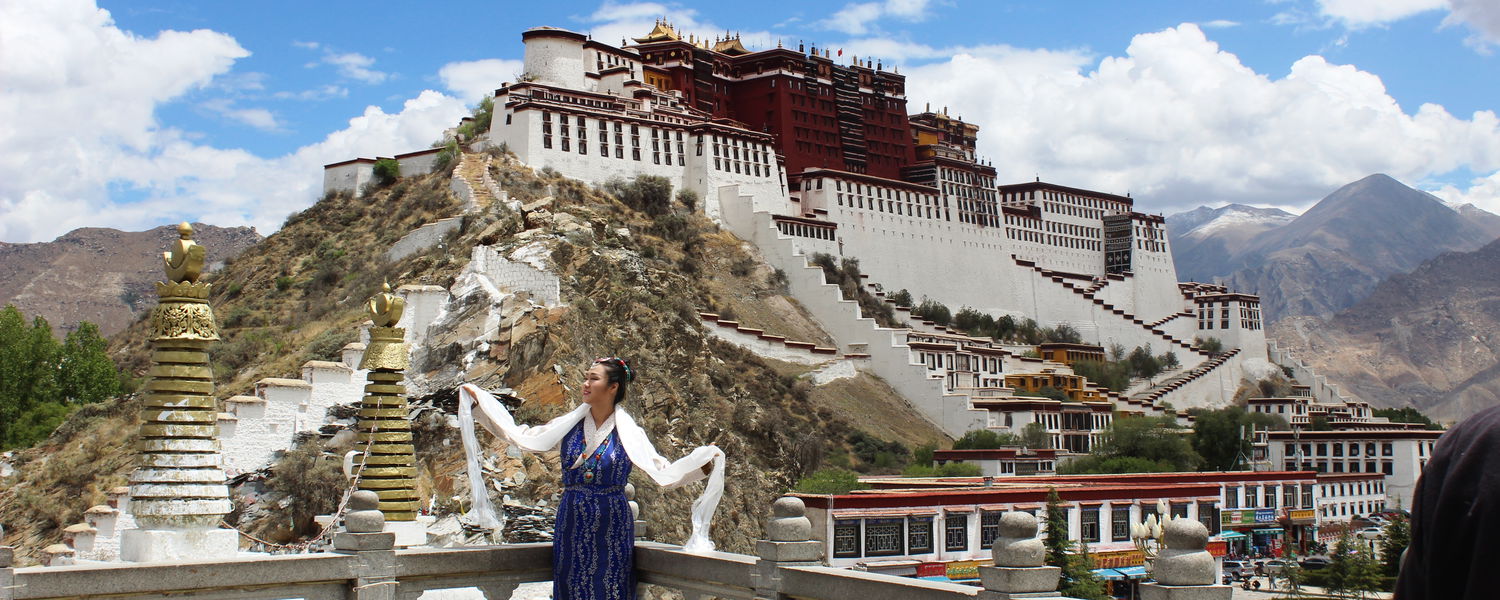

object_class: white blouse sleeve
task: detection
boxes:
[614,408,726,553]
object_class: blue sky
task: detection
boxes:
[2,0,1498,242]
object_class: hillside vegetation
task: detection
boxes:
[0,150,948,562]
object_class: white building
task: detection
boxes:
[1267,429,1441,509]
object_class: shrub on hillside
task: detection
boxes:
[793,467,870,494]
[604,175,674,216]
[372,158,401,187]
[913,299,952,326]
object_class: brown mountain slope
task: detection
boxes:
[1269,236,1500,423]
[0,224,262,336]
[0,152,948,563]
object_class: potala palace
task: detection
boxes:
[320,22,1426,483]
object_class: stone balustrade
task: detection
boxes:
[1,502,1166,600]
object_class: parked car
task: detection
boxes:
[1300,556,1331,570]
[1221,560,1251,580]
[1262,559,1290,574]
[1357,526,1384,539]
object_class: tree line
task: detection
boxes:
[0,305,126,449]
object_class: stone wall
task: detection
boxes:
[466,245,561,307]
[385,217,464,263]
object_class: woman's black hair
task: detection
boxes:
[594,357,635,405]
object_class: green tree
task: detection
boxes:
[372,158,401,186]
[1044,488,1107,599]
[1326,531,1383,599]
[1279,549,1306,598]
[954,429,1018,449]
[0,306,124,449]
[1021,422,1051,449]
[1189,406,1285,471]
[58,322,121,405]
[888,289,913,307]
[1372,407,1444,430]
[794,468,870,494]
[1059,415,1201,474]
[913,298,952,326]
[1195,336,1224,354]
[1381,514,1410,577]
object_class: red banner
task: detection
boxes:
[916,562,945,578]
[1207,541,1227,557]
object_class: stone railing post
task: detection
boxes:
[751,497,823,600]
[335,491,400,600]
[977,511,1062,600]
[1138,519,1230,600]
[626,483,648,540]
[1,532,15,600]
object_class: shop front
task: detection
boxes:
[1221,508,1283,558]
[1279,508,1318,556]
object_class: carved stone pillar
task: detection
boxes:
[122,222,238,562]
[752,496,823,600]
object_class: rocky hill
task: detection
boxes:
[1168,174,1500,322]
[0,150,948,563]
[1270,236,1500,422]
[0,224,262,336]
[1167,204,1295,283]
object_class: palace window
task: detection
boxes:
[833,520,860,558]
[945,514,968,552]
[980,512,1002,548]
[1080,506,1100,543]
[1198,502,1218,534]
[908,517,933,554]
[1111,505,1131,541]
[864,518,904,557]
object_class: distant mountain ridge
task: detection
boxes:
[1168,174,1500,322]
[1270,236,1500,422]
[0,224,262,337]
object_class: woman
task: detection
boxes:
[458,357,725,600]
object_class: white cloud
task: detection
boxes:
[201,98,281,131]
[1446,0,1500,52]
[272,84,349,101]
[898,23,1500,215]
[1201,20,1241,29]
[823,0,935,35]
[1315,0,1446,28]
[0,0,468,243]
[1429,171,1500,214]
[323,51,388,84]
[438,58,524,103]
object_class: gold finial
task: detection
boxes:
[163,221,205,283]
[367,281,405,327]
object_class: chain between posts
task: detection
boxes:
[220,429,380,553]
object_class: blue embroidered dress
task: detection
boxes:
[554,420,635,600]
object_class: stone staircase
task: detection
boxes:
[451,152,509,213]
[1014,258,1208,359]
[698,312,841,366]
[1130,348,1243,406]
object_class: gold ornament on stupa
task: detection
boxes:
[129,221,232,529]
[355,282,418,521]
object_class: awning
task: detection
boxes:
[1252,528,1285,534]
[1217,531,1248,540]
[1093,566,1149,580]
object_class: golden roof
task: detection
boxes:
[713,37,751,56]
[634,19,681,43]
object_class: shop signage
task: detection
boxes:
[1284,509,1316,523]
[1207,541,1227,557]
[946,560,982,580]
[1092,549,1146,568]
[1221,509,1277,527]
[916,562,946,578]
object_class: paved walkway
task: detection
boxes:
[1225,577,1393,599]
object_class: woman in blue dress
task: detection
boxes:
[459,358,725,600]
[554,358,638,599]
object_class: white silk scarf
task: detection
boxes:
[457,383,726,553]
